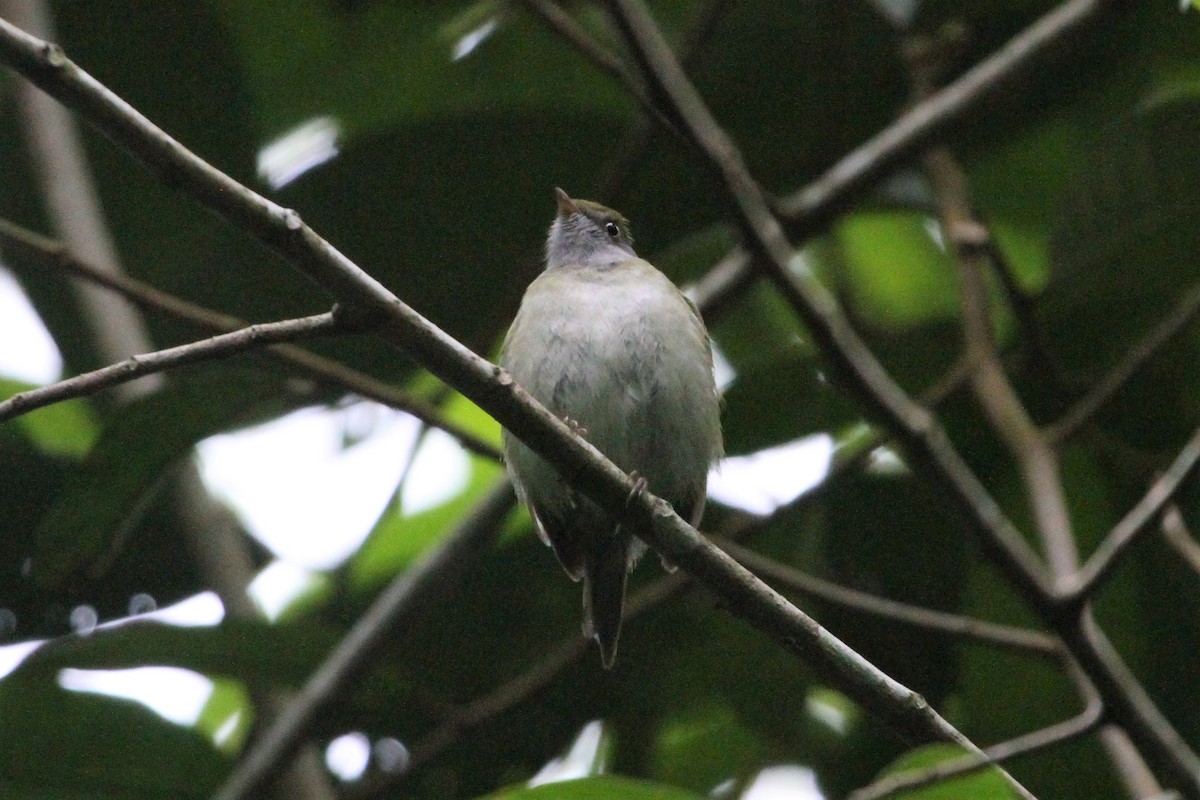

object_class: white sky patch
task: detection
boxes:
[400,429,472,515]
[0,639,43,681]
[249,560,319,621]
[326,731,372,782]
[708,434,833,516]
[805,693,850,736]
[452,18,498,61]
[529,720,605,786]
[126,591,225,628]
[740,765,825,800]
[257,116,341,190]
[0,266,63,384]
[58,666,214,727]
[198,405,422,570]
[213,709,244,748]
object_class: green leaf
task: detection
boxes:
[0,378,98,457]
[872,743,1021,799]
[833,211,960,331]
[478,776,705,800]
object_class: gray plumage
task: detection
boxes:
[501,189,723,668]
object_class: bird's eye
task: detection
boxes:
[605,222,620,238]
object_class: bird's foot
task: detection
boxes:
[562,416,588,439]
[626,471,648,508]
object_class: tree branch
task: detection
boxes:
[717,538,1060,658]
[776,0,1118,230]
[1161,505,1200,578]
[0,312,343,422]
[516,0,683,137]
[0,217,504,461]
[849,692,1103,800]
[1047,280,1200,443]
[921,142,1078,577]
[1063,427,1200,600]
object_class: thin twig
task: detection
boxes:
[924,146,1078,576]
[1161,505,1200,578]
[717,538,1059,658]
[776,0,1117,228]
[1064,427,1200,600]
[1048,281,1200,443]
[849,691,1103,800]
[0,312,341,422]
[909,40,1078,578]
[516,0,682,137]
[0,217,504,461]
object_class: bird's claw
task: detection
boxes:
[626,471,649,508]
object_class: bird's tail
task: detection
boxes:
[582,540,632,669]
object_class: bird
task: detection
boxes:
[501,188,723,668]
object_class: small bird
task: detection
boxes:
[501,188,723,668]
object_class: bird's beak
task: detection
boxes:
[554,187,580,217]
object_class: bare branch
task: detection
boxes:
[1048,281,1200,443]
[516,0,682,136]
[0,312,342,423]
[1161,505,1200,578]
[717,538,1060,658]
[849,695,1103,800]
[924,145,1078,576]
[1064,428,1200,599]
[0,217,504,461]
[776,0,1118,229]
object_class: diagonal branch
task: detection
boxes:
[921,144,1078,578]
[775,0,1119,230]
[516,0,683,137]
[1064,426,1200,600]
[0,217,504,461]
[1161,505,1200,578]
[1048,280,1200,443]
[0,311,342,422]
[717,538,1060,658]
